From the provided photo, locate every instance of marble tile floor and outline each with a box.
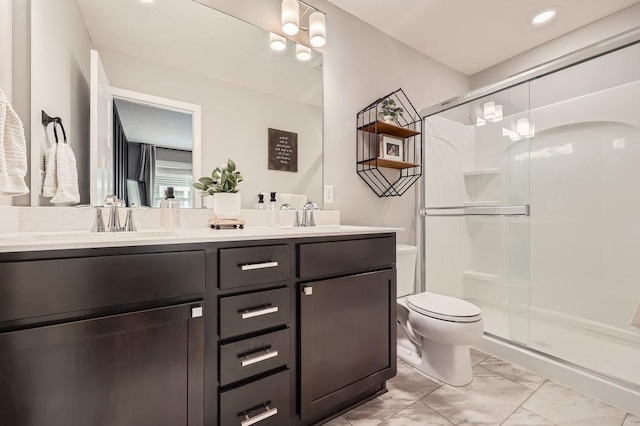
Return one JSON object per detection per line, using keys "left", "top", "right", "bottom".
{"left": 324, "top": 349, "right": 639, "bottom": 426}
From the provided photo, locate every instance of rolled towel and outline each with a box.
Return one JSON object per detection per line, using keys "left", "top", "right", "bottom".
{"left": 42, "top": 144, "right": 57, "bottom": 197}
{"left": 50, "top": 142, "right": 80, "bottom": 204}
{"left": 0, "top": 89, "right": 29, "bottom": 196}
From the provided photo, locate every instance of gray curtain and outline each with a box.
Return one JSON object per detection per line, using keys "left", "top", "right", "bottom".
{"left": 137, "top": 144, "right": 156, "bottom": 207}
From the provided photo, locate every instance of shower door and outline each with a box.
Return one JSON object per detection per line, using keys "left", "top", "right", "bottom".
{"left": 527, "top": 41, "right": 640, "bottom": 387}
{"left": 422, "top": 83, "right": 531, "bottom": 345}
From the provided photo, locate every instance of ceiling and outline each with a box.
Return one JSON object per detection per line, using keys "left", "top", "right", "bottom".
{"left": 326, "top": 0, "right": 640, "bottom": 75}
{"left": 114, "top": 99, "right": 193, "bottom": 151}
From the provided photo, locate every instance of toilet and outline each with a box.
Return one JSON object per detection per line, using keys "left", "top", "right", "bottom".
{"left": 396, "top": 245, "right": 484, "bottom": 386}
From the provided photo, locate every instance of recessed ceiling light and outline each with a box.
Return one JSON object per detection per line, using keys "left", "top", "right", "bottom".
{"left": 140, "top": 0, "right": 154, "bottom": 3}
{"left": 532, "top": 9, "right": 556, "bottom": 25}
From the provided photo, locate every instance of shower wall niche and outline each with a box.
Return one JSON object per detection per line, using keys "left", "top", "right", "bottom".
{"left": 423, "top": 40, "right": 640, "bottom": 388}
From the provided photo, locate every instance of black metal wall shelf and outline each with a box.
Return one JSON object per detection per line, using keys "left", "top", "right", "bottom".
{"left": 356, "top": 89, "right": 422, "bottom": 197}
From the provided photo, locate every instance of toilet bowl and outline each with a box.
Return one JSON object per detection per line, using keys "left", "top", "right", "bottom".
{"left": 396, "top": 245, "right": 484, "bottom": 386}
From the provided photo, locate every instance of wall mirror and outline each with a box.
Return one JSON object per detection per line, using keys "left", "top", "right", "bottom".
{"left": 30, "top": 0, "right": 323, "bottom": 208}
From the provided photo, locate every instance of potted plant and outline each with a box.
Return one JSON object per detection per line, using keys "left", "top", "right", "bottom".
{"left": 193, "top": 159, "right": 244, "bottom": 218}
{"left": 380, "top": 98, "right": 404, "bottom": 124}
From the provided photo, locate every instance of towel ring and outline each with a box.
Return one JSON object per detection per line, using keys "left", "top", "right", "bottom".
{"left": 41, "top": 111, "right": 68, "bottom": 144}
{"left": 52, "top": 118, "right": 67, "bottom": 144}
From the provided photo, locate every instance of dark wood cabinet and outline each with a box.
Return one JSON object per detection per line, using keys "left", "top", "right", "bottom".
{"left": 0, "top": 301, "right": 204, "bottom": 426}
{"left": 0, "top": 232, "right": 396, "bottom": 426}
{"left": 299, "top": 270, "right": 397, "bottom": 423}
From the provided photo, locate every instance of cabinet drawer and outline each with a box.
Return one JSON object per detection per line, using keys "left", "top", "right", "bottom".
{"left": 0, "top": 251, "right": 205, "bottom": 324}
{"left": 298, "top": 236, "right": 395, "bottom": 279}
{"left": 219, "top": 245, "right": 290, "bottom": 290}
{"left": 219, "top": 288, "right": 290, "bottom": 339}
{"left": 220, "top": 329, "right": 290, "bottom": 386}
{"left": 220, "top": 370, "right": 290, "bottom": 426}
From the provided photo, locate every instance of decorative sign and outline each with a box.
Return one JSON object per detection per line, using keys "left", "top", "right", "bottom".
{"left": 268, "top": 128, "right": 298, "bottom": 172}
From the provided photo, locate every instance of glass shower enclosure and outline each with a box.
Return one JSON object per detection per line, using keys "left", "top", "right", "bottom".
{"left": 421, "top": 34, "right": 640, "bottom": 390}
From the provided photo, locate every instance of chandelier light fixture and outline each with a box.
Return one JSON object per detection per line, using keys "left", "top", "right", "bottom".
{"left": 309, "top": 11, "right": 326, "bottom": 47}
{"left": 280, "top": 0, "right": 327, "bottom": 46}
{"left": 281, "top": 0, "right": 300, "bottom": 35}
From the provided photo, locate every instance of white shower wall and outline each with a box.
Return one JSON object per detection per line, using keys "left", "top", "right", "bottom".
{"left": 423, "top": 41, "right": 640, "bottom": 386}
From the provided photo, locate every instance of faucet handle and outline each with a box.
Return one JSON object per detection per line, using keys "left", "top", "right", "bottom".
{"left": 124, "top": 209, "right": 137, "bottom": 232}
{"left": 92, "top": 206, "right": 106, "bottom": 233}
{"left": 309, "top": 210, "right": 316, "bottom": 227}
{"left": 293, "top": 211, "right": 301, "bottom": 227}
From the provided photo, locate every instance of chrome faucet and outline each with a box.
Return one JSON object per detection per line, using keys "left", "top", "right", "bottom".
{"left": 91, "top": 206, "right": 106, "bottom": 232}
{"left": 301, "top": 201, "right": 320, "bottom": 227}
{"left": 104, "top": 195, "right": 125, "bottom": 232}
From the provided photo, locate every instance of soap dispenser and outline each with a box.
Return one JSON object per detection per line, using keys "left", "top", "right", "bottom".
{"left": 267, "top": 192, "right": 279, "bottom": 227}
{"left": 255, "top": 193, "right": 266, "bottom": 210}
{"left": 160, "top": 187, "right": 180, "bottom": 229}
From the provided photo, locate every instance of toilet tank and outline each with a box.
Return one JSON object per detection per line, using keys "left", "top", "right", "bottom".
{"left": 396, "top": 245, "right": 418, "bottom": 297}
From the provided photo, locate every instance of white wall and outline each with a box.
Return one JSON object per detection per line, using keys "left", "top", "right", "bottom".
{"left": 197, "top": 0, "right": 469, "bottom": 244}
{"left": 98, "top": 47, "right": 323, "bottom": 209}
{"left": 30, "top": 0, "right": 91, "bottom": 205}
{"left": 470, "top": 3, "right": 640, "bottom": 90}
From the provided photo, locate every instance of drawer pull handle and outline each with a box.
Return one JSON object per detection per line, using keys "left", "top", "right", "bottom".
{"left": 241, "top": 405, "right": 278, "bottom": 426}
{"left": 241, "top": 261, "right": 279, "bottom": 271}
{"left": 241, "top": 306, "right": 279, "bottom": 319}
{"left": 241, "top": 349, "right": 279, "bottom": 367}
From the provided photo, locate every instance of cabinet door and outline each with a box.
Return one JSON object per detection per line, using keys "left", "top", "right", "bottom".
{"left": 0, "top": 302, "right": 204, "bottom": 426}
{"left": 299, "top": 269, "right": 396, "bottom": 422}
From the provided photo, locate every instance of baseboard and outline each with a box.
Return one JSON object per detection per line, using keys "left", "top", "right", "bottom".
{"left": 475, "top": 334, "right": 640, "bottom": 417}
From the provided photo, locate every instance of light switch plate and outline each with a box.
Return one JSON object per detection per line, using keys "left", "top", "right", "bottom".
{"left": 323, "top": 185, "right": 334, "bottom": 204}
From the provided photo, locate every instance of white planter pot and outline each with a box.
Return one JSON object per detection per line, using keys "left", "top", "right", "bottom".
{"left": 203, "top": 195, "right": 215, "bottom": 209}
{"left": 213, "top": 192, "right": 242, "bottom": 219}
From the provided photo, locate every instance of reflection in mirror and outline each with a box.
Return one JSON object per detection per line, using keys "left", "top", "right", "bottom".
{"left": 31, "top": 0, "right": 323, "bottom": 208}
{"left": 113, "top": 98, "right": 194, "bottom": 208}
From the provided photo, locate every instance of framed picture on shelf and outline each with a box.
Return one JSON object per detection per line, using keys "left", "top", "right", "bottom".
{"left": 380, "top": 135, "right": 403, "bottom": 162}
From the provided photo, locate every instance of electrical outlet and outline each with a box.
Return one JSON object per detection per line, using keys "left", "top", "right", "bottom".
{"left": 323, "top": 185, "right": 334, "bottom": 204}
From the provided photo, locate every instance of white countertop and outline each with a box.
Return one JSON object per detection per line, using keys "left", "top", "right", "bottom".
{"left": 0, "top": 226, "right": 400, "bottom": 253}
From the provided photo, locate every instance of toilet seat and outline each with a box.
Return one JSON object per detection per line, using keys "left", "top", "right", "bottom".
{"left": 407, "top": 292, "right": 482, "bottom": 323}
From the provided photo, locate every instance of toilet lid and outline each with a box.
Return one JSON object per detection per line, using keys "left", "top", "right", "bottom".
{"left": 407, "top": 292, "right": 482, "bottom": 322}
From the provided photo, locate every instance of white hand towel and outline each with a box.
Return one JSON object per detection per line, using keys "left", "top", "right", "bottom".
{"left": 0, "top": 89, "right": 29, "bottom": 196}
{"left": 50, "top": 142, "right": 80, "bottom": 204}
{"left": 42, "top": 144, "right": 57, "bottom": 197}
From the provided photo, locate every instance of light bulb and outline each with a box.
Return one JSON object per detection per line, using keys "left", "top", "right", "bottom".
{"left": 532, "top": 10, "right": 556, "bottom": 25}
{"left": 309, "top": 12, "right": 326, "bottom": 47}
{"left": 282, "top": 0, "right": 299, "bottom": 35}
{"left": 296, "top": 43, "right": 311, "bottom": 61}
{"left": 270, "top": 33, "right": 286, "bottom": 51}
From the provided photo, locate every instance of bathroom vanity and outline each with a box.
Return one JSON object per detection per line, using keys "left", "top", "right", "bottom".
{"left": 0, "top": 228, "right": 397, "bottom": 426}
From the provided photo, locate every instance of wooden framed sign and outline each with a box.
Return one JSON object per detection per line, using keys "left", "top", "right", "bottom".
{"left": 268, "top": 128, "right": 298, "bottom": 172}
